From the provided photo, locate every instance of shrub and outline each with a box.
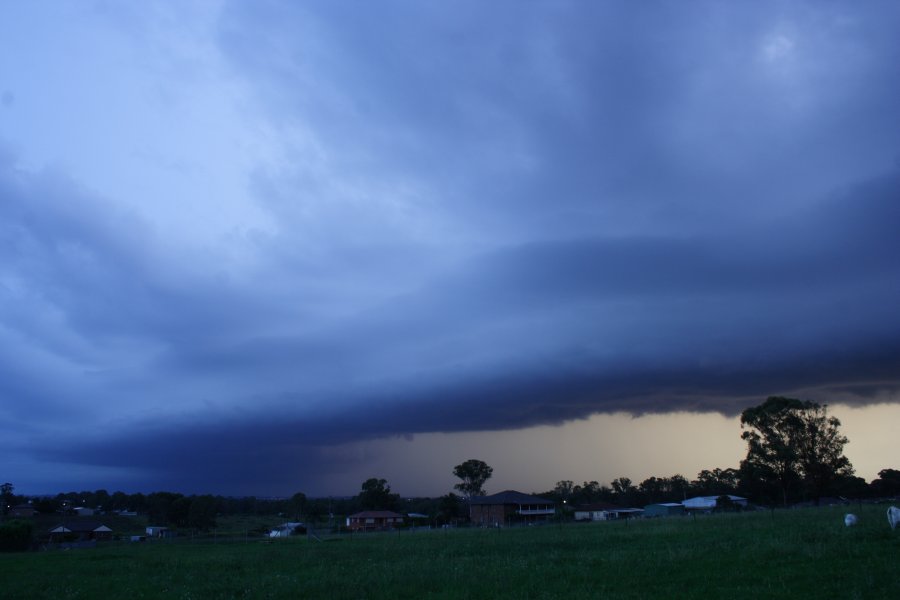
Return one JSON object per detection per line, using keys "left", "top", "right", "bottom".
{"left": 0, "top": 519, "right": 34, "bottom": 552}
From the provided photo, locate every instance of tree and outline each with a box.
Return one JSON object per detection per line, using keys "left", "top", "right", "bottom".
{"left": 452, "top": 459, "right": 493, "bottom": 498}
{"left": 870, "top": 468, "right": 900, "bottom": 497}
{"left": 289, "top": 492, "right": 307, "bottom": 520}
{"left": 693, "top": 468, "right": 739, "bottom": 497}
{"left": 359, "top": 478, "right": 400, "bottom": 510}
{"left": 0, "top": 483, "right": 14, "bottom": 515}
{"left": 667, "top": 475, "right": 690, "bottom": 501}
{"left": 93, "top": 489, "right": 111, "bottom": 512}
{"left": 437, "top": 493, "right": 463, "bottom": 524}
{"left": 188, "top": 495, "right": 218, "bottom": 531}
{"left": 0, "top": 520, "right": 33, "bottom": 552}
{"left": 572, "top": 481, "right": 604, "bottom": 504}
{"left": 553, "top": 480, "right": 574, "bottom": 502}
{"left": 740, "top": 396, "right": 853, "bottom": 505}
{"left": 638, "top": 477, "right": 665, "bottom": 504}
{"left": 146, "top": 491, "right": 185, "bottom": 525}
{"left": 611, "top": 477, "right": 636, "bottom": 505}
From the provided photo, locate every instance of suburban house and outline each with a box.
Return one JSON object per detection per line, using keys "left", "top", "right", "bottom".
{"left": 468, "top": 490, "right": 555, "bottom": 526}
{"left": 73, "top": 506, "right": 95, "bottom": 517}
{"left": 683, "top": 495, "right": 748, "bottom": 511}
{"left": 573, "top": 502, "right": 624, "bottom": 522}
{"left": 643, "top": 503, "right": 685, "bottom": 517}
{"left": 48, "top": 522, "right": 113, "bottom": 541}
{"left": 346, "top": 511, "right": 405, "bottom": 532}
{"left": 9, "top": 503, "right": 38, "bottom": 518}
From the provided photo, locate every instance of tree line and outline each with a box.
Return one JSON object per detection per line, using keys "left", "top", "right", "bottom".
{"left": 550, "top": 397, "right": 897, "bottom": 507}
{"left": 3, "top": 397, "right": 899, "bottom": 530}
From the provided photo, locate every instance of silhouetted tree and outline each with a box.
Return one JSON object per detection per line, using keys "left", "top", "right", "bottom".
{"left": 108, "top": 491, "right": 130, "bottom": 512}
{"left": 359, "top": 478, "right": 400, "bottom": 510}
{"left": 1, "top": 483, "right": 15, "bottom": 515}
{"left": 0, "top": 520, "right": 33, "bottom": 552}
{"left": 289, "top": 492, "right": 307, "bottom": 520}
{"left": 668, "top": 475, "right": 690, "bottom": 501}
{"left": 638, "top": 477, "right": 665, "bottom": 504}
{"left": 611, "top": 477, "right": 636, "bottom": 506}
{"left": 740, "top": 396, "right": 853, "bottom": 505}
{"left": 869, "top": 468, "right": 900, "bottom": 497}
{"left": 571, "top": 481, "right": 607, "bottom": 504}
{"left": 31, "top": 497, "right": 59, "bottom": 514}
{"left": 452, "top": 459, "right": 493, "bottom": 498}
{"left": 146, "top": 492, "right": 185, "bottom": 525}
{"left": 188, "top": 495, "right": 218, "bottom": 530}
{"left": 93, "top": 489, "right": 111, "bottom": 512}
{"left": 833, "top": 474, "right": 869, "bottom": 499}
{"left": 553, "top": 480, "right": 575, "bottom": 503}
{"left": 437, "top": 493, "right": 463, "bottom": 524}
{"left": 693, "top": 468, "right": 739, "bottom": 496}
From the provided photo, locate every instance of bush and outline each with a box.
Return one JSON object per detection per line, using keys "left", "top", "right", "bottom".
{"left": 0, "top": 519, "right": 34, "bottom": 552}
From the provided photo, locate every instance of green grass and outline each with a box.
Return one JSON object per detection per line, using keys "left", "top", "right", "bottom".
{"left": 2, "top": 505, "right": 898, "bottom": 599}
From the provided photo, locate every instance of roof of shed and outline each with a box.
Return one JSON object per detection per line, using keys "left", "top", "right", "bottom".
{"left": 574, "top": 502, "right": 623, "bottom": 511}
{"left": 348, "top": 511, "right": 405, "bottom": 519}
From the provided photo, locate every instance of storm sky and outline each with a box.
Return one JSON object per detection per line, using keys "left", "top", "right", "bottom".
{"left": 2, "top": 1, "right": 899, "bottom": 497}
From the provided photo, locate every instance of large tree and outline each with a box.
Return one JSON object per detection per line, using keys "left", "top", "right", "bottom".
{"left": 187, "top": 495, "right": 218, "bottom": 531}
{"left": 452, "top": 459, "right": 493, "bottom": 498}
{"left": 693, "top": 468, "right": 739, "bottom": 497}
{"left": 358, "top": 478, "right": 400, "bottom": 510}
{"left": 611, "top": 476, "right": 636, "bottom": 505}
{"left": 288, "top": 492, "right": 307, "bottom": 520}
{"left": 870, "top": 468, "right": 900, "bottom": 497}
{"left": 553, "top": 480, "right": 575, "bottom": 502}
{"left": 739, "top": 396, "right": 853, "bottom": 505}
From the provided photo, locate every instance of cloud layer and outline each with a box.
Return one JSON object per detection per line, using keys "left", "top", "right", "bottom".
{"left": 2, "top": 1, "right": 899, "bottom": 494}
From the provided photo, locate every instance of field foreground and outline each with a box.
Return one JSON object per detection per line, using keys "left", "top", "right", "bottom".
{"left": 2, "top": 505, "right": 898, "bottom": 599}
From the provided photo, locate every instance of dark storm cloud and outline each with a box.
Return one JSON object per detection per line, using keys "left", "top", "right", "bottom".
{"left": 26, "top": 165, "right": 900, "bottom": 493}
{"left": 4, "top": 1, "right": 900, "bottom": 493}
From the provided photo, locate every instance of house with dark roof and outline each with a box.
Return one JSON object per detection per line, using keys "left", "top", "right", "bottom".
{"left": 48, "top": 522, "right": 113, "bottom": 541}
{"left": 346, "top": 511, "right": 405, "bottom": 532}
{"left": 468, "top": 490, "right": 555, "bottom": 526}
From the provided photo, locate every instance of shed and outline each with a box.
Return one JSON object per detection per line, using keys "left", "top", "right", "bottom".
{"left": 606, "top": 508, "right": 644, "bottom": 519}
{"left": 573, "top": 502, "right": 623, "bottom": 522}
{"left": 683, "top": 495, "right": 748, "bottom": 511}
{"left": 643, "top": 503, "right": 685, "bottom": 517}
{"left": 146, "top": 526, "right": 171, "bottom": 538}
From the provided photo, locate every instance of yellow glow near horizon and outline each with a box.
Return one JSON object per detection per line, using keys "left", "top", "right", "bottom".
{"left": 318, "top": 403, "right": 900, "bottom": 497}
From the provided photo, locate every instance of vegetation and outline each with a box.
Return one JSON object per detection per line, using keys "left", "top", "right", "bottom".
{"left": 0, "top": 519, "right": 33, "bottom": 552}
{"left": 1, "top": 505, "right": 898, "bottom": 598}
{"left": 358, "top": 478, "right": 401, "bottom": 511}
{"left": 452, "top": 459, "right": 494, "bottom": 498}
{"left": 0, "top": 397, "right": 893, "bottom": 539}
{"left": 740, "top": 397, "right": 855, "bottom": 506}
{"left": 870, "top": 469, "right": 900, "bottom": 497}
{"left": 1, "top": 482, "right": 15, "bottom": 514}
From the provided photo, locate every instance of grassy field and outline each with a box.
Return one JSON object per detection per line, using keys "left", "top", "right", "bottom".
{"left": 2, "top": 504, "right": 898, "bottom": 599}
